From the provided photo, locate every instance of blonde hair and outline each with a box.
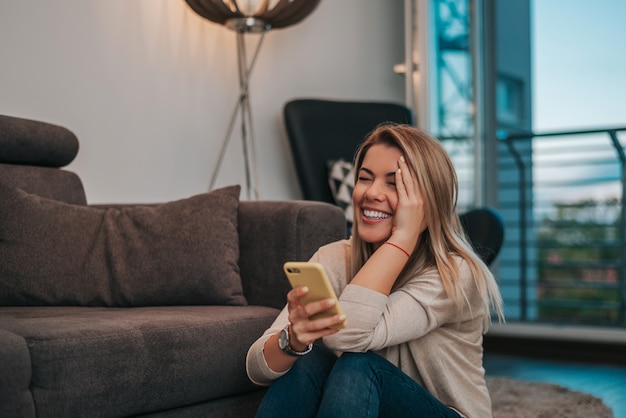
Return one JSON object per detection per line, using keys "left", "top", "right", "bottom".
{"left": 350, "top": 123, "right": 504, "bottom": 329}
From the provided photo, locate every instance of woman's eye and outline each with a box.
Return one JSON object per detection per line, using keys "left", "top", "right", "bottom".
{"left": 387, "top": 182, "right": 397, "bottom": 187}
{"left": 357, "top": 176, "right": 372, "bottom": 182}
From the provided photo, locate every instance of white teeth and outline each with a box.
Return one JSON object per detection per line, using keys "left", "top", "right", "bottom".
{"left": 363, "top": 209, "right": 391, "bottom": 219}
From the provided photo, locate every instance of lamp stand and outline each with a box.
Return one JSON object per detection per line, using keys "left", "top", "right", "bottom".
{"left": 209, "top": 19, "right": 268, "bottom": 200}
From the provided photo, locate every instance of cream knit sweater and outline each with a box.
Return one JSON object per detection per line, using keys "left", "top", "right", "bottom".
{"left": 246, "top": 240, "right": 492, "bottom": 418}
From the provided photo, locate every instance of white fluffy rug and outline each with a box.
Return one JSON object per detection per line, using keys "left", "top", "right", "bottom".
{"left": 487, "top": 377, "right": 613, "bottom": 418}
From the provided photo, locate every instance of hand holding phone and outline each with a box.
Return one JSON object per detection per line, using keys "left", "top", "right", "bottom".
{"left": 283, "top": 261, "right": 347, "bottom": 329}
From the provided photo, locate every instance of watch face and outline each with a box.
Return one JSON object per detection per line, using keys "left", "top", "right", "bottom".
{"left": 278, "top": 327, "right": 289, "bottom": 350}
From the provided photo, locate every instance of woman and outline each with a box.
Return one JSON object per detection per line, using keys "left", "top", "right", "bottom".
{"left": 246, "top": 123, "right": 504, "bottom": 418}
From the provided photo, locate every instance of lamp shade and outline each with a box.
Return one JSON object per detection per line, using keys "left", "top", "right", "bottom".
{"left": 185, "top": 0, "right": 321, "bottom": 32}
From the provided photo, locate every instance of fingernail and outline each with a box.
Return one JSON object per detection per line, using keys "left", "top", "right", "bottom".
{"left": 302, "top": 286, "right": 309, "bottom": 293}
{"left": 327, "top": 298, "right": 336, "bottom": 306}
{"left": 400, "top": 156, "right": 405, "bottom": 162}
{"left": 339, "top": 314, "right": 346, "bottom": 321}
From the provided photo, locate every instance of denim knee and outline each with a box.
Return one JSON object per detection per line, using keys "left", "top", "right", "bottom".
{"left": 254, "top": 345, "right": 338, "bottom": 418}
{"left": 287, "top": 344, "right": 338, "bottom": 381}
{"left": 334, "top": 352, "right": 386, "bottom": 374}
{"left": 323, "top": 351, "right": 385, "bottom": 389}
{"left": 265, "top": 344, "right": 339, "bottom": 395}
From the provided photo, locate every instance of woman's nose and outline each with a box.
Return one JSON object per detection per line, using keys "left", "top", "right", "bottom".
{"left": 365, "top": 182, "right": 384, "bottom": 200}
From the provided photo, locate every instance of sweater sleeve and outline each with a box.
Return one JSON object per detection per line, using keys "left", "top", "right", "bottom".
{"left": 324, "top": 261, "right": 473, "bottom": 352}
{"left": 245, "top": 305, "right": 290, "bottom": 386}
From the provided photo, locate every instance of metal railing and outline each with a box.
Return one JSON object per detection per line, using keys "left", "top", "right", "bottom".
{"left": 497, "top": 127, "right": 626, "bottom": 327}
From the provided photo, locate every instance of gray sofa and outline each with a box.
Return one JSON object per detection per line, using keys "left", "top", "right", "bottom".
{"left": 0, "top": 114, "right": 346, "bottom": 417}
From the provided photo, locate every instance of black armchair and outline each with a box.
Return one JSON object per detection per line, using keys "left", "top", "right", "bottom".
{"left": 459, "top": 207, "right": 504, "bottom": 266}
{"left": 284, "top": 98, "right": 414, "bottom": 204}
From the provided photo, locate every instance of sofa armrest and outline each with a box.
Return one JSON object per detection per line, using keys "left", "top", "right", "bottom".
{"left": 238, "top": 200, "right": 346, "bottom": 309}
{"left": 0, "top": 329, "right": 35, "bottom": 417}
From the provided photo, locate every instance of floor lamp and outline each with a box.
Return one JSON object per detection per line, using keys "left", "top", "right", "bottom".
{"left": 184, "top": 0, "right": 322, "bottom": 199}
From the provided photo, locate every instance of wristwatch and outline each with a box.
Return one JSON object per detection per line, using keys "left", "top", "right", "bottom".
{"left": 278, "top": 324, "right": 313, "bottom": 356}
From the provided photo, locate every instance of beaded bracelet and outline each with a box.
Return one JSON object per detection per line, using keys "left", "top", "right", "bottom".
{"left": 385, "top": 241, "right": 410, "bottom": 258}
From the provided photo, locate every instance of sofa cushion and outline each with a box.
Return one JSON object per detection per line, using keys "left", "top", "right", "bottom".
{"left": 0, "top": 183, "right": 246, "bottom": 306}
{"left": 0, "top": 114, "right": 79, "bottom": 168}
{"left": 0, "top": 163, "right": 87, "bottom": 205}
{"left": 0, "top": 305, "right": 278, "bottom": 417}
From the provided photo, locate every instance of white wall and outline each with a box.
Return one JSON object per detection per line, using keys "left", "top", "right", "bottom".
{"left": 0, "top": 0, "right": 405, "bottom": 203}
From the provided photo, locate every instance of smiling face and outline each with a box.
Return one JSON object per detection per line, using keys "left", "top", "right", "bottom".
{"left": 352, "top": 143, "right": 404, "bottom": 249}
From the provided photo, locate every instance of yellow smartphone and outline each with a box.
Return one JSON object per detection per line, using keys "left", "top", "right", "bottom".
{"left": 283, "top": 261, "right": 347, "bottom": 329}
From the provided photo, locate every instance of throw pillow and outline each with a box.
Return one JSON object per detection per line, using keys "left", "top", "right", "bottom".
{"left": 327, "top": 159, "right": 354, "bottom": 224}
{"left": 0, "top": 183, "right": 246, "bottom": 307}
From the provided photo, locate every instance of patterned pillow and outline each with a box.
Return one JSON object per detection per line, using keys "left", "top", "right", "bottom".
{"left": 327, "top": 159, "right": 354, "bottom": 224}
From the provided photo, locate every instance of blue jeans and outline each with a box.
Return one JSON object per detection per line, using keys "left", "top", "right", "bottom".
{"left": 255, "top": 345, "right": 461, "bottom": 418}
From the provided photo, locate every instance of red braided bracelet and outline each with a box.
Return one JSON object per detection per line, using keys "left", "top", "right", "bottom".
{"left": 385, "top": 241, "right": 410, "bottom": 258}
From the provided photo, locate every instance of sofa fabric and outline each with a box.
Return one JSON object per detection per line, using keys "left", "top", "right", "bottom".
{"left": 0, "top": 306, "right": 278, "bottom": 418}
{"left": 0, "top": 113, "right": 347, "bottom": 418}
{"left": 0, "top": 183, "right": 246, "bottom": 307}
{"left": 0, "top": 114, "right": 84, "bottom": 204}
{"left": 0, "top": 114, "right": 79, "bottom": 168}
{"left": 0, "top": 329, "right": 34, "bottom": 417}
